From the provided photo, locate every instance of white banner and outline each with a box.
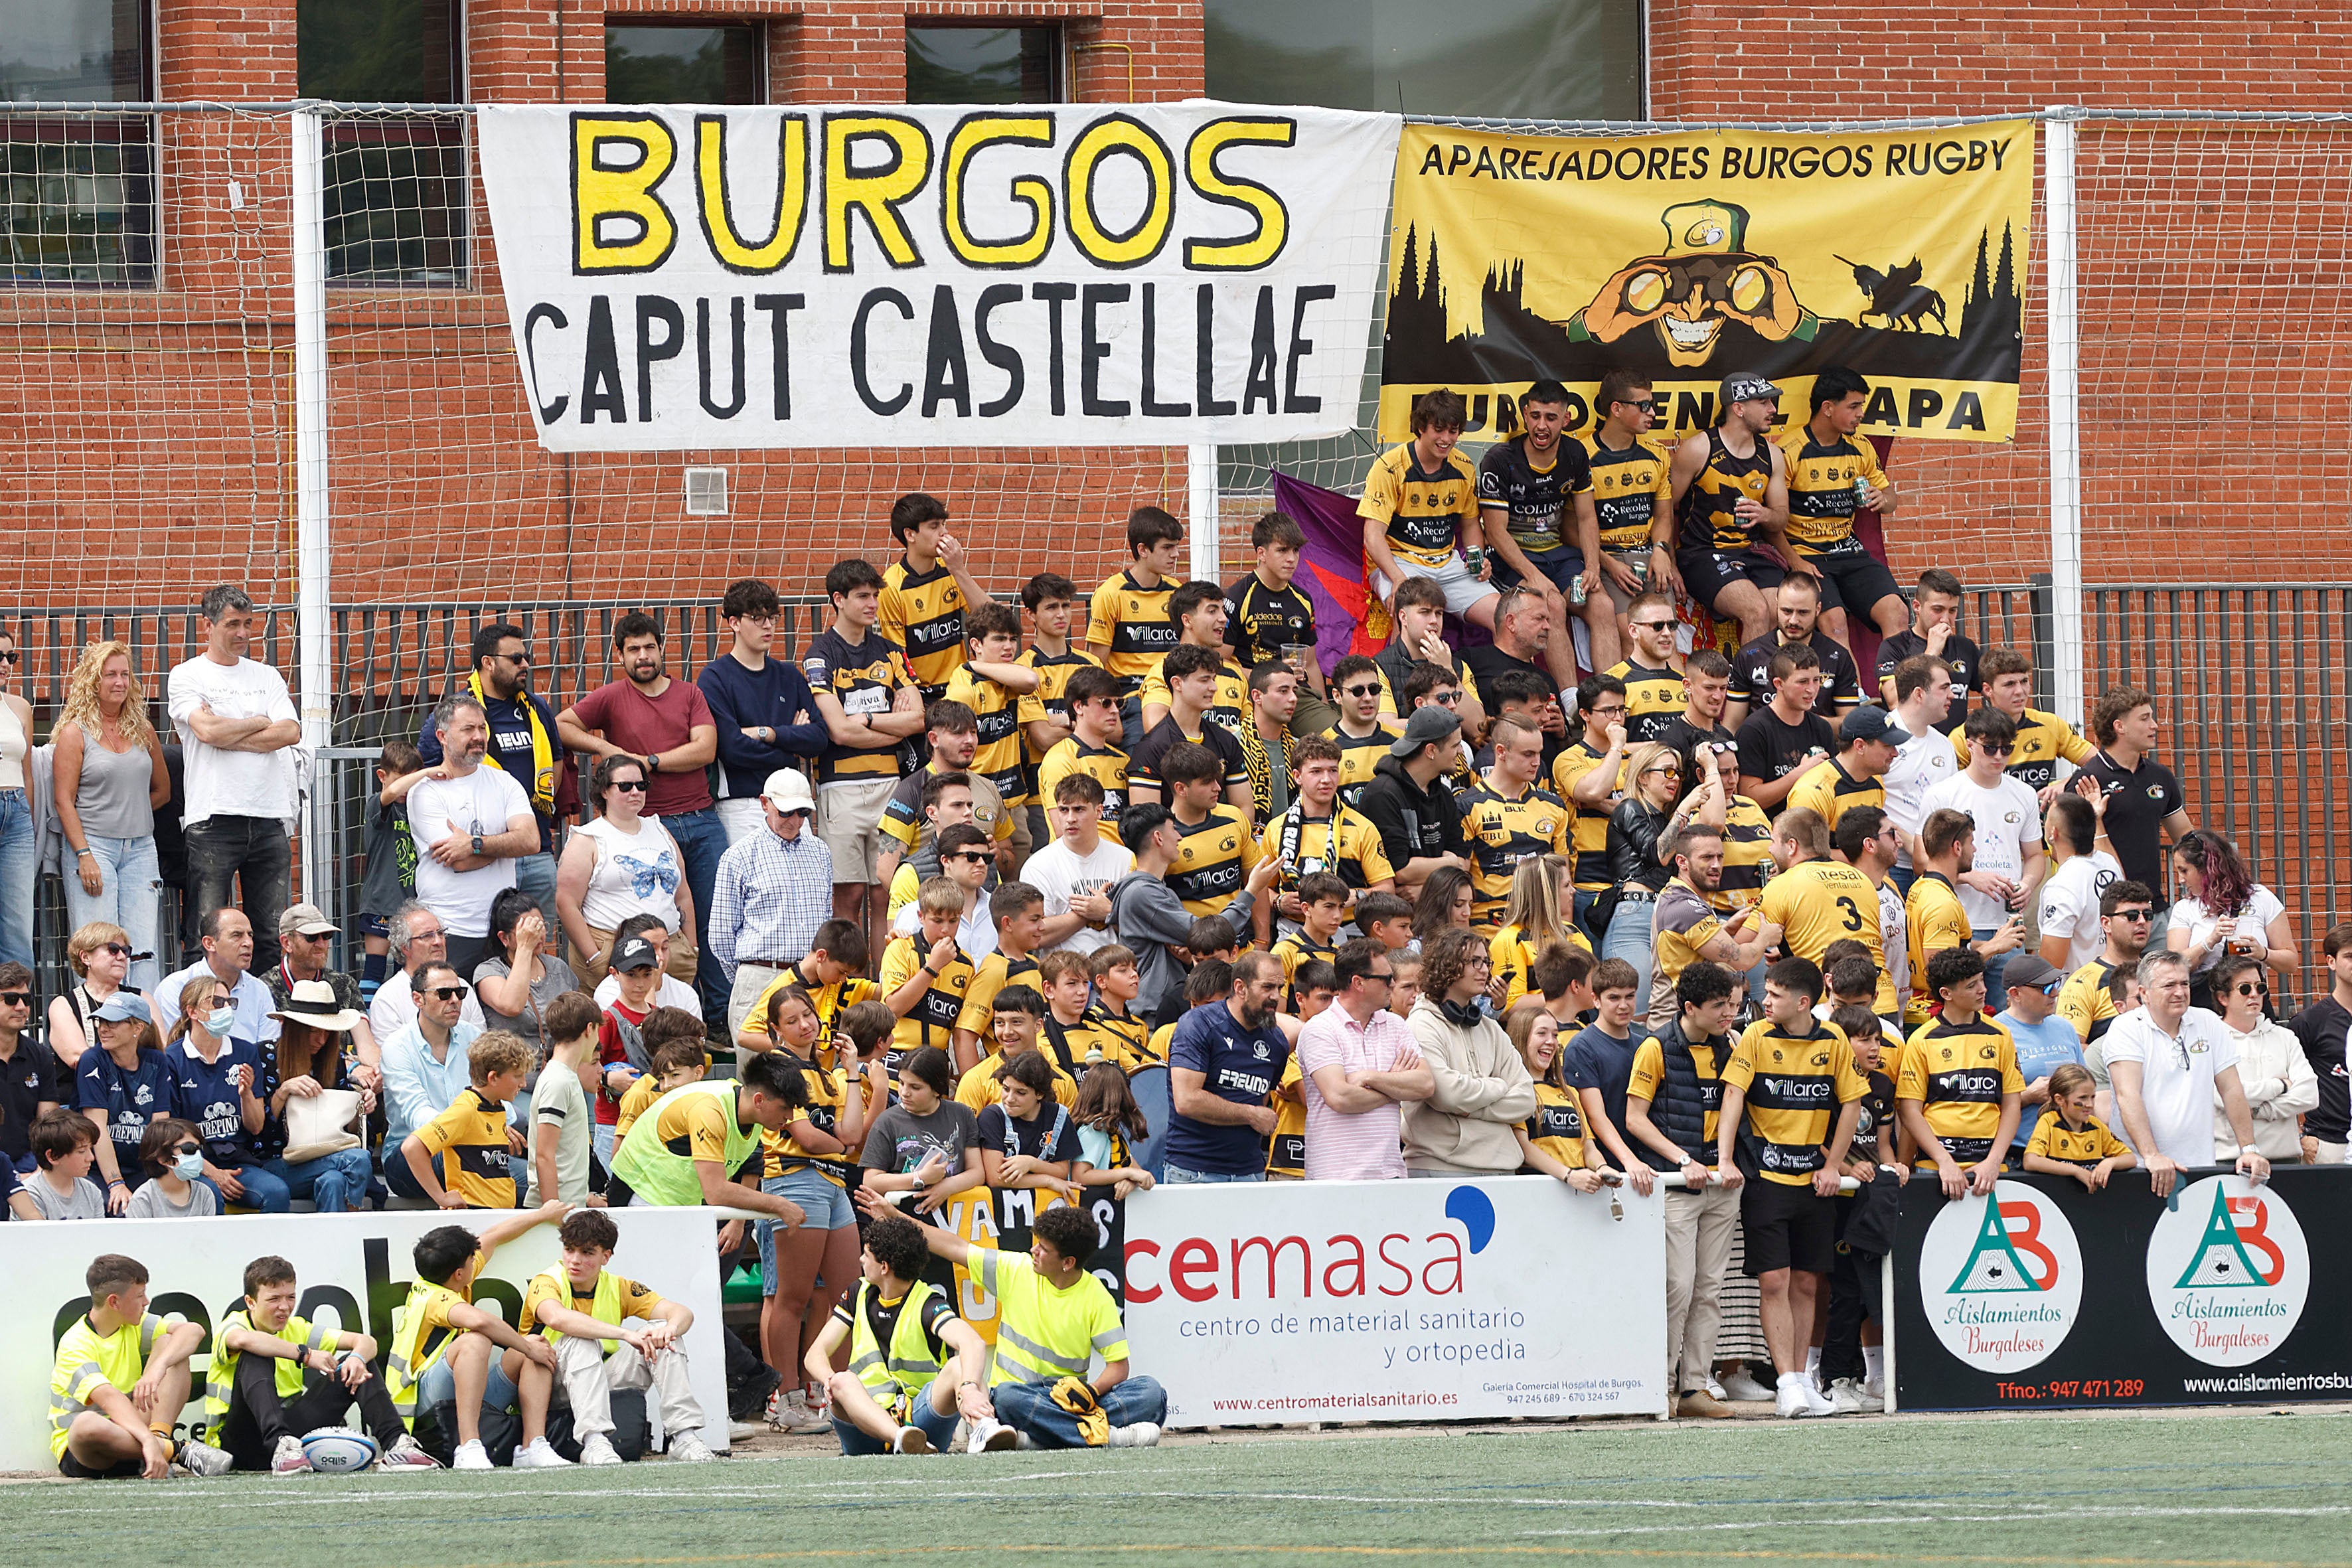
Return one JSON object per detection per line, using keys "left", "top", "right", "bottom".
{"left": 1125, "top": 1177, "right": 1666, "bottom": 1427}
{"left": 0, "top": 1208, "right": 732, "bottom": 1473}
{"left": 477, "top": 102, "right": 1402, "bottom": 452}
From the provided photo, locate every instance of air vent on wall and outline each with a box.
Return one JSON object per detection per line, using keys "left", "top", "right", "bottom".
{"left": 684, "top": 466, "right": 729, "bottom": 516}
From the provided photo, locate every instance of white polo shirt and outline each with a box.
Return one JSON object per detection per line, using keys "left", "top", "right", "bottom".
{"left": 2102, "top": 1004, "right": 2239, "bottom": 1168}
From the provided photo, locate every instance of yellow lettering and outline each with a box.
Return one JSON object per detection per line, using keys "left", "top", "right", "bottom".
{"left": 823, "top": 114, "right": 933, "bottom": 272}
{"left": 1185, "top": 117, "right": 1294, "bottom": 270}
{"left": 694, "top": 114, "right": 809, "bottom": 274}
{"left": 1064, "top": 114, "right": 1174, "bottom": 269}
{"left": 942, "top": 113, "right": 1055, "bottom": 268}
{"left": 572, "top": 114, "right": 678, "bottom": 274}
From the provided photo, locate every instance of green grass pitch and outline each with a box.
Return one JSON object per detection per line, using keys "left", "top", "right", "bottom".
{"left": 9, "top": 1411, "right": 2349, "bottom": 1567}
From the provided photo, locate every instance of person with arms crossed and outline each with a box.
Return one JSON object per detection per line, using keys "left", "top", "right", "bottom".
{"left": 802, "top": 558, "right": 929, "bottom": 956}
{"left": 1026, "top": 773, "right": 1133, "bottom": 956}
{"left": 50, "top": 1253, "right": 232, "bottom": 1479}
{"left": 1922, "top": 707, "right": 2045, "bottom": 1009}
{"left": 1478, "top": 377, "right": 1614, "bottom": 675}
{"left": 1735, "top": 647, "right": 1838, "bottom": 815}
{"left": 1670, "top": 371, "right": 1794, "bottom": 646}
{"left": 1087, "top": 505, "right": 1186, "bottom": 749}
{"left": 408, "top": 694, "right": 539, "bottom": 980}
{"left": 2207, "top": 951, "right": 2313, "bottom": 1167}
{"left": 1898, "top": 947, "right": 2023, "bottom": 1199}
{"left": 1875, "top": 570, "right": 1982, "bottom": 710}
{"left": 1881, "top": 655, "right": 1959, "bottom": 895}
{"left": 2104, "top": 951, "right": 2270, "bottom": 1196}
{"left": 1298, "top": 938, "right": 1433, "bottom": 1180}
{"left": 1774, "top": 366, "right": 1905, "bottom": 648}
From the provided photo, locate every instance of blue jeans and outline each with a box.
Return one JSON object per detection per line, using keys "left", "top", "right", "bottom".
{"left": 200, "top": 1162, "right": 292, "bottom": 1214}
{"left": 1972, "top": 932, "right": 2014, "bottom": 1011}
{"left": 832, "top": 1377, "right": 961, "bottom": 1454}
{"left": 265, "top": 1146, "right": 374, "bottom": 1213}
{"left": 0, "top": 791, "right": 33, "bottom": 969}
{"left": 60, "top": 832, "right": 163, "bottom": 990}
{"left": 418, "top": 1352, "right": 518, "bottom": 1417}
{"left": 1889, "top": 865, "right": 1919, "bottom": 900}
{"left": 1603, "top": 894, "right": 1658, "bottom": 1015}
{"left": 1573, "top": 888, "right": 1603, "bottom": 944}
{"left": 184, "top": 813, "right": 292, "bottom": 973}
{"left": 992, "top": 1374, "right": 1167, "bottom": 1447}
{"left": 659, "top": 807, "right": 730, "bottom": 1030}
{"left": 512, "top": 851, "right": 558, "bottom": 937}
{"left": 383, "top": 1147, "right": 439, "bottom": 1200}
{"left": 1164, "top": 1164, "right": 1259, "bottom": 1184}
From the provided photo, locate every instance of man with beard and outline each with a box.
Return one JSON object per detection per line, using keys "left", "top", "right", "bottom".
{"left": 1670, "top": 372, "right": 1793, "bottom": 646}
{"left": 1724, "top": 572, "right": 1862, "bottom": 730}
{"left": 406, "top": 696, "right": 538, "bottom": 979}
{"left": 1647, "top": 826, "right": 1766, "bottom": 1034}
{"left": 1164, "top": 952, "right": 1290, "bottom": 1184}
{"left": 1478, "top": 378, "right": 1617, "bottom": 672}
{"left": 422, "top": 621, "right": 564, "bottom": 931}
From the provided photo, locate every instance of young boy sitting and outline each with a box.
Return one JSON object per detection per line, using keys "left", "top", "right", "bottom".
{"left": 209, "top": 1253, "right": 439, "bottom": 1472}
{"left": 807, "top": 1212, "right": 994, "bottom": 1456}
{"left": 512, "top": 1207, "right": 715, "bottom": 1466}
{"left": 385, "top": 1202, "right": 569, "bottom": 1468}
{"left": 50, "top": 1253, "right": 230, "bottom": 1478}
{"left": 976, "top": 1048, "right": 1083, "bottom": 1235}
{"left": 1083, "top": 945, "right": 1150, "bottom": 1069}
{"left": 403, "top": 1029, "right": 534, "bottom": 1210}
{"left": 24, "top": 1106, "right": 108, "bottom": 1220}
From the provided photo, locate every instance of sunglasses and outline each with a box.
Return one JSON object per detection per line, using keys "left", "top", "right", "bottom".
{"left": 1632, "top": 619, "right": 1675, "bottom": 632}
{"left": 96, "top": 943, "right": 131, "bottom": 957}
{"left": 0, "top": 991, "right": 27, "bottom": 1006}
{"left": 947, "top": 850, "right": 992, "bottom": 864}
{"left": 171, "top": 1142, "right": 202, "bottom": 1157}
{"left": 1429, "top": 692, "right": 1461, "bottom": 705}
{"left": 1342, "top": 684, "right": 1381, "bottom": 698}
{"left": 1980, "top": 742, "right": 2017, "bottom": 755}
{"left": 610, "top": 779, "right": 649, "bottom": 793}
{"left": 428, "top": 984, "right": 470, "bottom": 1001}
{"left": 2234, "top": 980, "right": 2270, "bottom": 997}
{"left": 2113, "top": 908, "right": 2155, "bottom": 921}
{"left": 496, "top": 651, "right": 534, "bottom": 665}
{"left": 1616, "top": 399, "right": 1658, "bottom": 414}
{"left": 0, "top": 651, "right": 19, "bottom": 665}
{"left": 1643, "top": 765, "right": 1681, "bottom": 778}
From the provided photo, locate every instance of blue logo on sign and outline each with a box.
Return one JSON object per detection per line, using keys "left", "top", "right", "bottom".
{"left": 1445, "top": 1186, "right": 1496, "bottom": 1255}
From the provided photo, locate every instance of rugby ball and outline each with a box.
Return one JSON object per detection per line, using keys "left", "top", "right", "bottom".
{"left": 300, "top": 1426, "right": 381, "bottom": 1474}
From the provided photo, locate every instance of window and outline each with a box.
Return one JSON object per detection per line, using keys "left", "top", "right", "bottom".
{"left": 905, "top": 25, "right": 1061, "bottom": 104}
{"left": 298, "top": 0, "right": 468, "bottom": 285}
{"left": 1204, "top": 0, "right": 1642, "bottom": 121}
{"left": 1, "top": 0, "right": 154, "bottom": 285}
{"left": 606, "top": 23, "right": 764, "bottom": 105}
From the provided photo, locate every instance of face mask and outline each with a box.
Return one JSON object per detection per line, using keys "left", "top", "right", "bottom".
{"left": 203, "top": 1006, "right": 238, "bottom": 1036}
{"left": 173, "top": 1151, "right": 205, "bottom": 1181}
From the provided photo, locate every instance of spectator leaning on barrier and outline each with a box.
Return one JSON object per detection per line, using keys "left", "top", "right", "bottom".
{"left": 420, "top": 621, "right": 564, "bottom": 932}
{"left": 167, "top": 584, "right": 303, "bottom": 975}
{"left": 2208, "top": 952, "right": 2313, "bottom": 1166}
{"left": 1401, "top": 928, "right": 1537, "bottom": 1179}
{"left": 2104, "top": 951, "right": 2270, "bottom": 1196}
{"left": 2290, "top": 922, "right": 2352, "bottom": 1165}
{"left": 697, "top": 578, "right": 830, "bottom": 845}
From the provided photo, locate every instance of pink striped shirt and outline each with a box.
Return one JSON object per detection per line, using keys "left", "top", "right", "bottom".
{"left": 1297, "top": 1004, "right": 1415, "bottom": 1180}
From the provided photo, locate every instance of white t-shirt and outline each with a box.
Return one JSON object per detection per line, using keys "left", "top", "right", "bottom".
{"left": 2038, "top": 850, "right": 2122, "bottom": 971}
{"left": 1883, "top": 726, "right": 1960, "bottom": 869}
{"left": 2101, "top": 1005, "right": 2239, "bottom": 1168}
{"left": 892, "top": 900, "right": 997, "bottom": 961}
{"left": 2169, "top": 885, "right": 2286, "bottom": 978}
{"left": 1922, "top": 771, "right": 2043, "bottom": 928}
{"left": 166, "top": 655, "right": 301, "bottom": 828}
{"left": 408, "top": 766, "right": 534, "bottom": 937}
{"left": 574, "top": 815, "right": 685, "bottom": 932}
{"left": 593, "top": 971, "right": 699, "bottom": 1013}
{"left": 1878, "top": 880, "right": 1911, "bottom": 1004}
{"left": 1024, "top": 837, "right": 1138, "bottom": 957}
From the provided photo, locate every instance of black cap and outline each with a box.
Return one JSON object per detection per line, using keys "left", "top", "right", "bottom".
{"left": 613, "top": 934, "right": 659, "bottom": 973}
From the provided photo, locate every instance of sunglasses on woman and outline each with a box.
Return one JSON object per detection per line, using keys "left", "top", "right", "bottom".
{"left": 609, "top": 779, "right": 649, "bottom": 793}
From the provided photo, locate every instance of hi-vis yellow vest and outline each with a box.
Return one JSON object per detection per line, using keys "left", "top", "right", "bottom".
{"left": 385, "top": 1281, "right": 463, "bottom": 1425}
{"left": 609, "top": 1080, "right": 761, "bottom": 1205}
{"left": 534, "top": 1267, "right": 622, "bottom": 1357}
{"left": 848, "top": 1279, "right": 949, "bottom": 1415}
{"left": 204, "top": 1308, "right": 335, "bottom": 1445}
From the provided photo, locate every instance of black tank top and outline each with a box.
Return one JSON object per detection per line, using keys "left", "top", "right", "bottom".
{"left": 1676, "top": 427, "right": 1774, "bottom": 553}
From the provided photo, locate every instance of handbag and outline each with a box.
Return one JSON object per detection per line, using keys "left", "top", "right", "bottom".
{"left": 281, "top": 1087, "right": 364, "bottom": 1163}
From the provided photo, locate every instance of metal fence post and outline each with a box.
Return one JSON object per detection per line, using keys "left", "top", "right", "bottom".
{"left": 1189, "top": 444, "right": 1221, "bottom": 581}
{"left": 291, "top": 106, "right": 335, "bottom": 904}
{"left": 2028, "top": 571, "right": 2056, "bottom": 712}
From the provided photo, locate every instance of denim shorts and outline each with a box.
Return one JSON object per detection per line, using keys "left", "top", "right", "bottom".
{"left": 418, "top": 1350, "right": 518, "bottom": 1415}
{"left": 757, "top": 1168, "right": 856, "bottom": 1293}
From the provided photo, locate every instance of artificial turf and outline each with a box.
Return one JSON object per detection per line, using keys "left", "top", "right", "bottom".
{"left": 9, "top": 1409, "right": 2349, "bottom": 1568}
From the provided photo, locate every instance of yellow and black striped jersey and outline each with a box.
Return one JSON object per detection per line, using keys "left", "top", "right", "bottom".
{"left": 1082, "top": 1005, "right": 1154, "bottom": 1071}
{"left": 1016, "top": 644, "right": 1102, "bottom": 767}
{"left": 944, "top": 667, "right": 1026, "bottom": 808}
{"left": 1760, "top": 859, "right": 1897, "bottom": 1016}
{"left": 1488, "top": 921, "right": 1590, "bottom": 1014}
{"left": 1526, "top": 1081, "right": 1592, "bottom": 1170}
{"left": 1087, "top": 570, "right": 1180, "bottom": 692}
{"left": 1713, "top": 794, "right": 1774, "bottom": 912}
{"left": 1549, "top": 738, "right": 1628, "bottom": 892}
{"left": 1784, "top": 757, "right": 1885, "bottom": 833}
{"left": 802, "top": 628, "right": 917, "bottom": 785}
{"left": 876, "top": 935, "right": 975, "bottom": 1073}
{"left": 1721, "top": 1016, "right": 1866, "bottom": 1185}
{"left": 1899, "top": 1014, "right": 2021, "bottom": 1167}
{"left": 1223, "top": 576, "right": 1316, "bottom": 669}
{"left": 878, "top": 558, "right": 969, "bottom": 698}
{"left": 1271, "top": 932, "right": 1339, "bottom": 1006}
{"left": 2025, "top": 1109, "right": 2129, "bottom": 1169}
{"left": 1904, "top": 873, "right": 1974, "bottom": 1022}
{"left": 1605, "top": 659, "right": 1687, "bottom": 744}
{"left": 2056, "top": 959, "right": 2120, "bottom": 1045}
{"left": 1457, "top": 778, "right": 1572, "bottom": 929}
{"left": 1581, "top": 431, "right": 1674, "bottom": 552}
{"left": 1777, "top": 429, "right": 1891, "bottom": 554}
{"left": 1138, "top": 655, "right": 1248, "bottom": 737}
{"left": 1036, "top": 738, "right": 1129, "bottom": 844}
{"left": 955, "top": 951, "right": 1046, "bottom": 1039}
{"left": 1950, "top": 708, "right": 2096, "bottom": 793}
{"left": 1325, "top": 720, "right": 1403, "bottom": 807}
{"left": 1167, "top": 804, "right": 1262, "bottom": 916}
{"left": 1260, "top": 806, "right": 1395, "bottom": 894}
{"left": 1358, "top": 443, "right": 1478, "bottom": 570}
{"left": 1676, "top": 426, "right": 1776, "bottom": 554}
{"left": 1626, "top": 1029, "right": 1727, "bottom": 1150}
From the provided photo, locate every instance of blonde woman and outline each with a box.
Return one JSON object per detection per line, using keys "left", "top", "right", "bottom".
{"left": 53, "top": 641, "right": 169, "bottom": 989}
{"left": 1489, "top": 854, "right": 1588, "bottom": 1013}
{"left": 48, "top": 920, "right": 156, "bottom": 1065}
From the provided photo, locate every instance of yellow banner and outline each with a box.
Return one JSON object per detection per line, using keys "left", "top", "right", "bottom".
{"left": 1379, "top": 121, "right": 2035, "bottom": 445}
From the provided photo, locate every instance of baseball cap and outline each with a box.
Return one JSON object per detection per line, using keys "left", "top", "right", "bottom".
{"left": 94, "top": 992, "right": 152, "bottom": 1025}
{"left": 762, "top": 768, "right": 815, "bottom": 815}
{"left": 1719, "top": 371, "right": 1782, "bottom": 406}
{"left": 1839, "top": 704, "right": 1912, "bottom": 746}
{"left": 2001, "top": 954, "right": 2066, "bottom": 992}
{"left": 613, "top": 934, "right": 660, "bottom": 973}
{"left": 1389, "top": 704, "right": 1463, "bottom": 758}
{"left": 278, "top": 903, "right": 339, "bottom": 937}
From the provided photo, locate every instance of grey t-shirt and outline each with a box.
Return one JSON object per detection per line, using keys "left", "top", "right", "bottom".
{"left": 125, "top": 1178, "right": 220, "bottom": 1218}
{"left": 528, "top": 1056, "right": 595, "bottom": 1205}
{"left": 858, "top": 1101, "right": 982, "bottom": 1177}
{"left": 25, "top": 1173, "right": 108, "bottom": 1219}
{"left": 474, "top": 955, "right": 583, "bottom": 1053}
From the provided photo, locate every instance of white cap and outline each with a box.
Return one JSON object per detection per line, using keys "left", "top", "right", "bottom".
{"left": 762, "top": 768, "right": 816, "bottom": 813}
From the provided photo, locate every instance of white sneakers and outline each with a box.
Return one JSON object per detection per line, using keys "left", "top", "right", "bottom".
{"left": 769, "top": 1389, "right": 832, "bottom": 1435}
{"left": 1720, "top": 1367, "right": 1775, "bottom": 1402}
{"left": 380, "top": 1434, "right": 441, "bottom": 1470}
{"left": 668, "top": 1433, "right": 717, "bottom": 1463}
{"left": 1774, "top": 1373, "right": 1839, "bottom": 1419}
{"left": 894, "top": 1425, "right": 933, "bottom": 1454}
{"left": 1107, "top": 1422, "right": 1162, "bottom": 1449}
{"left": 451, "top": 1439, "right": 493, "bottom": 1471}
{"left": 966, "top": 1417, "right": 1019, "bottom": 1454}
{"left": 1827, "top": 1377, "right": 1870, "bottom": 1415}
{"left": 578, "top": 1433, "right": 624, "bottom": 1467}
{"left": 271, "top": 1435, "right": 313, "bottom": 1476}
{"left": 179, "top": 1439, "right": 234, "bottom": 1476}
{"left": 513, "top": 1437, "right": 574, "bottom": 1470}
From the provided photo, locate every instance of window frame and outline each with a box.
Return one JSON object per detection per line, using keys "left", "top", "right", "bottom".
{"left": 0, "top": 0, "right": 159, "bottom": 289}
{"left": 903, "top": 21, "right": 1065, "bottom": 106}
{"left": 602, "top": 19, "right": 769, "bottom": 107}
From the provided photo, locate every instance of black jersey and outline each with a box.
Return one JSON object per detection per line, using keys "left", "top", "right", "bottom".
{"left": 1677, "top": 427, "right": 1775, "bottom": 554}
{"left": 1223, "top": 576, "right": 1317, "bottom": 670}
{"left": 1476, "top": 434, "right": 1593, "bottom": 558}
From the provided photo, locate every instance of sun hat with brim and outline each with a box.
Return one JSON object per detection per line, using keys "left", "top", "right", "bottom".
{"left": 270, "top": 977, "right": 364, "bottom": 1033}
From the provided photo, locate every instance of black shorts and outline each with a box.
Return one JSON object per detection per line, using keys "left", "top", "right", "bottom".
{"left": 1741, "top": 1176, "right": 1838, "bottom": 1275}
{"left": 1492, "top": 547, "right": 1585, "bottom": 597}
{"left": 1796, "top": 538, "right": 1903, "bottom": 618}
{"left": 1677, "top": 546, "right": 1786, "bottom": 614}
{"left": 58, "top": 1447, "right": 147, "bottom": 1480}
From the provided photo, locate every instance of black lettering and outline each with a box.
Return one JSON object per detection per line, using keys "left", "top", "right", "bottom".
{"left": 1081, "top": 281, "right": 1131, "bottom": 417}
{"left": 580, "top": 295, "right": 625, "bottom": 424}
{"left": 1790, "top": 146, "right": 1820, "bottom": 177}
{"left": 1471, "top": 145, "right": 1497, "bottom": 179}
{"left": 362, "top": 1237, "right": 406, "bottom": 1352}
{"left": 635, "top": 295, "right": 684, "bottom": 422}
{"left": 1907, "top": 386, "right": 1945, "bottom": 427}
{"left": 1646, "top": 146, "right": 1670, "bottom": 180}
{"left": 1676, "top": 390, "right": 1712, "bottom": 430}
{"left": 1823, "top": 144, "right": 1853, "bottom": 178}
{"left": 1419, "top": 143, "right": 1445, "bottom": 176}
{"left": 1196, "top": 283, "right": 1235, "bottom": 418}
{"left": 1446, "top": 143, "right": 1471, "bottom": 175}
{"left": 1861, "top": 386, "right": 1903, "bottom": 427}
{"left": 1032, "top": 281, "right": 1076, "bottom": 416}
{"left": 1936, "top": 141, "right": 1967, "bottom": 175}
{"left": 973, "top": 282, "right": 1024, "bottom": 418}
{"left": 1499, "top": 148, "right": 1521, "bottom": 177}
{"left": 850, "top": 287, "right": 915, "bottom": 415}
{"left": 1765, "top": 146, "right": 1790, "bottom": 180}
{"left": 1946, "top": 390, "right": 1987, "bottom": 431}
{"left": 1989, "top": 138, "right": 2010, "bottom": 171}
{"left": 1243, "top": 285, "right": 1279, "bottom": 415}
{"left": 753, "top": 293, "right": 805, "bottom": 419}
{"left": 522, "top": 303, "right": 569, "bottom": 422}
{"left": 1691, "top": 146, "right": 1711, "bottom": 178}
{"left": 1283, "top": 282, "right": 1333, "bottom": 414}
{"left": 921, "top": 283, "right": 972, "bottom": 418}
{"left": 1853, "top": 145, "right": 1874, "bottom": 176}
{"left": 696, "top": 296, "right": 745, "bottom": 420}
{"left": 1139, "top": 282, "right": 1190, "bottom": 418}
